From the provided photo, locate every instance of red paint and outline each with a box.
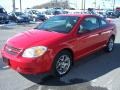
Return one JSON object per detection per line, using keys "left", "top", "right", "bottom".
{"left": 1, "top": 14, "right": 117, "bottom": 74}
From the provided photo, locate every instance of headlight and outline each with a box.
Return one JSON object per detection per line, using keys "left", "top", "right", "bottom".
{"left": 22, "top": 46, "right": 47, "bottom": 58}
{"left": 17, "top": 17, "right": 22, "bottom": 20}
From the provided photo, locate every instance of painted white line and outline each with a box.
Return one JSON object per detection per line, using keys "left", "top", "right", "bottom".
{"left": 2, "top": 66, "right": 9, "bottom": 69}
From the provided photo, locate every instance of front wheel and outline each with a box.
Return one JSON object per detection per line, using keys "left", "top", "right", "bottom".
{"left": 105, "top": 37, "right": 115, "bottom": 52}
{"left": 52, "top": 51, "right": 72, "bottom": 77}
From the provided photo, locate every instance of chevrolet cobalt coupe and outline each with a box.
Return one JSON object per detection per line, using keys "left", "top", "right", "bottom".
{"left": 1, "top": 14, "right": 116, "bottom": 77}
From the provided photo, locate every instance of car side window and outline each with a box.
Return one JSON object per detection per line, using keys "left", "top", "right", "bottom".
{"left": 78, "top": 17, "right": 99, "bottom": 33}
{"left": 100, "top": 19, "right": 108, "bottom": 27}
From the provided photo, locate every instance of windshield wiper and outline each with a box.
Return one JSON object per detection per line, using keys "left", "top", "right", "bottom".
{"left": 44, "top": 29, "right": 53, "bottom": 32}
{"left": 34, "top": 27, "right": 57, "bottom": 32}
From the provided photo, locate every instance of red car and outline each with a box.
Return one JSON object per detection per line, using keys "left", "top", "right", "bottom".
{"left": 1, "top": 14, "right": 116, "bottom": 77}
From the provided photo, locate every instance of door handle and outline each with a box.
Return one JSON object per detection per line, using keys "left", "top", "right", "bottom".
{"left": 98, "top": 32, "right": 102, "bottom": 35}
{"left": 88, "top": 34, "right": 99, "bottom": 37}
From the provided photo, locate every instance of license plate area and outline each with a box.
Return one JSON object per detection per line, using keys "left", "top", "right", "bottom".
{"left": 3, "top": 57, "right": 10, "bottom": 65}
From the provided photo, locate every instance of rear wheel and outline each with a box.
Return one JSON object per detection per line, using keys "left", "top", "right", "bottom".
{"left": 5, "top": 21, "right": 9, "bottom": 24}
{"left": 105, "top": 37, "right": 115, "bottom": 52}
{"left": 52, "top": 50, "right": 72, "bottom": 77}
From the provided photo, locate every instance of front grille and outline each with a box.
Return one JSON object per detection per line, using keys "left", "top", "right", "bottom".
{"left": 5, "top": 45, "right": 22, "bottom": 55}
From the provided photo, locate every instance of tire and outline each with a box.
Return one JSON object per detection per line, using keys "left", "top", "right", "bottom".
{"left": 105, "top": 37, "right": 115, "bottom": 52}
{"left": 5, "top": 21, "right": 9, "bottom": 24}
{"left": 51, "top": 50, "right": 73, "bottom": 77}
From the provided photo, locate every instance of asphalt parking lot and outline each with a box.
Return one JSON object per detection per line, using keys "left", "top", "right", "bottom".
{"left": 0, "top": 19, "right": 120, "bottom": 90}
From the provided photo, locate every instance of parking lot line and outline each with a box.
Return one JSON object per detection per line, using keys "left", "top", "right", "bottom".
{"left": 2, "top": 65, "right": 9, "bottom": 69}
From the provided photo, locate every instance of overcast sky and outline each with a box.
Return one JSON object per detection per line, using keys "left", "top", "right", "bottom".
{"left": 0, "top": 0, "right": 120, "bottom": 12}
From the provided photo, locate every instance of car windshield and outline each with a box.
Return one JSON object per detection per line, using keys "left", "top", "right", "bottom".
{"left": 35, "top": 16, "right": 79, "bottom": 33}
{"left": 15, "top": 12, "right": 24, "bottom": 16}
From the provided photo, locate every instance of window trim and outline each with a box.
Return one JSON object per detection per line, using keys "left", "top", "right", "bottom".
{"left": 77, "top": 16, "right": 100, "bottom": 34}
{"left": 98, "top": 17, "right": 109, "bottom": 28}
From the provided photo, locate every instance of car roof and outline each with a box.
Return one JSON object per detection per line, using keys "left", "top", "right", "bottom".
{"left": 58, "top": 14, "right": 98, "bottom": 18}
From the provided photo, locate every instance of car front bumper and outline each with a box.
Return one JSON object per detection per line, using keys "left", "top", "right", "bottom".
{"left": 1, "top": 49, "right": 53, "bottom": 74}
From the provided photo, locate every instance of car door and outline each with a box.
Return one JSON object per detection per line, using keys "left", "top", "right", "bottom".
{"left": 75, "top": 16, "right": 101, "bottom": 59}
{"left": 97, "top": 18, "right": 112, "bottom": 46}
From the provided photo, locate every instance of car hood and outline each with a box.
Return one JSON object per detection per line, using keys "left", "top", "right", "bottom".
{"left": 7, "top": 29, "right": 66, "bottom": 49}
